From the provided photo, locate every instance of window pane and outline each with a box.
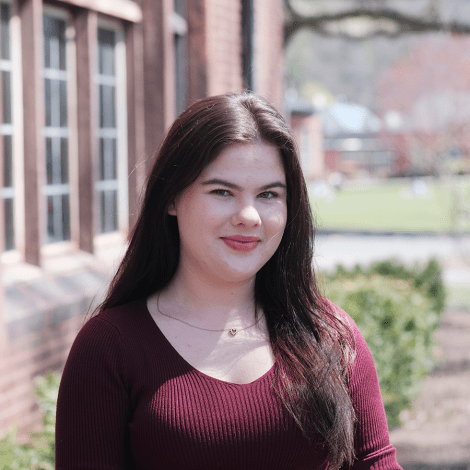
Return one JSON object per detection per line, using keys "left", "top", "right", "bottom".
{"left": 60, "top": 138, "right": 69, "bottom": 184}
{"left": 47, "top": 195, "right": 55, "bottom": 239}
{"left": 2, "top": 70, "right": 11, "bottom": 124}
{"left": 99, "top": 138, "right": 118, "bottom": 181}
{"left": 98, "top": 29, "right": 115, "bottom": 76}
{"left": 61, "top": 194, "right": 70, "bottom": 240}
{"left": 45, "top": 78, "right": 52, "bottom": 126}
{"left": 47, "top": 194, "right": 71, "bottom": 242}
{"left": 174, "top": 0, "right": 186, "bottom": 17}
{"left": 4, "top": 198, "right": 14, "bottom": 250}
{"left": 43, "top": 15, "right": 66, "bottom": 70}
{"left": 174, "top": 34, "right": 188, "bottom": 115}
{"left": 60, "top": 80, "right": 68, "bottom": 127}
{"left": 46, "top": 137, "right": 53, "bottom": 184}
{"left": 3, "top": 135, "right": 12, "bottom": 187}
{"left": 100, "top": 190, "right": 117, "bottom": 233}
{"left": 99, "top": 85, "right": 116, "bottom": 128}
{"left": 1, "top": 3, "right": 10, "bottom": 60}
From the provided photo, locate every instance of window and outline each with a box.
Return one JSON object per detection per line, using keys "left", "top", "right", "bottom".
{"left": 1, "top": 3, "right": 13, "bottom": 250}
{"left": 96, "top": 27, "right": 118, "bottom": 233}
{"left": 241, "top": 0, "right": 254, "bottom": 91}
{"left": 173, "top": 0, "right": 188, "bottom": 115}
{"left": 43, "top": 13, "right": 71, "bottom": 243}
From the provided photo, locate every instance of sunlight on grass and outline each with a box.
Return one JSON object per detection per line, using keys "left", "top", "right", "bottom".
{"left": 311, "top": 178, "right": 470, "bottom": 233}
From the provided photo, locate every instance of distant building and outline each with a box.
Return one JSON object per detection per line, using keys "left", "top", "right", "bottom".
{"left": 0, "top": 0, "right": 284, "bottom": 436}
{"left": 320, "top": 100, "right": 395, "bottom": 178}
{"left": 285, "top": 91, "right": 324, "bottom": 180}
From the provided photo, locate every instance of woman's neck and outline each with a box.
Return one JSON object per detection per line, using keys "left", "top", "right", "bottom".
{"left": 155, "top": 266, "right": 257, "bottom": 327}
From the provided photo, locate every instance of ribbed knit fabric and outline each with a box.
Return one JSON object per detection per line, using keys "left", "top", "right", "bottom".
{"left": 55, "top": 299, "right": 402, "bottom": 470}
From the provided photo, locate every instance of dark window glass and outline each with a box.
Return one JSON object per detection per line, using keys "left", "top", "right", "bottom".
{"left": 43, "top": 15, "right": 66, "bottom": 70}
{"left": 47, "top": 194, "right": 70, "bottom": 242}
{"left": 60, "top": 138, "right": 69, "bottom": 183}
{"left": 174, "top": 0, "right": 186, "bottom": 17}
{"left": 1, "top": 3, "right": 10, "bottom": 60}
{"left": 61, "top": 194, "right": 70, "bottom": 239}
{"left": 99, "top": 85, "right": 116, "bottom": 128}
{"left": 46, "top": 137, "right": 53, "bottom": 185}
{"left": 3, "top": 135, "right": 12, "bottom": 187}
{"left": 60, "top": 80, "right": 68, "bottom": 127}
{"left": 4, "top": 199, "right": 14, "bottom": 250}
{"left": 174, "top": 34, "right": 188, "bottom": 116}
{"left": 45, "top": 78, "right": 52, "bottom": 126}
{"left": 99, "top": 190, "right": 117, "bottom": 233}
{"left": 47, "top": 196, "right": 54, "bottom": 238}
{"left": 99, "top": 138, "right": 117, "bottom": 181}
{"left": 98, "top": 29, "right": 115, "bottom": 75}
{"left": 2, "top": 70, "right": 11, "bottom": 123}
{"left": 241, "top": 0, "right": 254, "bottom": 91}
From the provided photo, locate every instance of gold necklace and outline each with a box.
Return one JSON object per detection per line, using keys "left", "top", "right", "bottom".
{"left": 156, "top": 297, "right": 262, "bottom": 336}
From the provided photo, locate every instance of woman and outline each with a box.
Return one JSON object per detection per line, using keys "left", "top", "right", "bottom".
{"left": 56, "top": 93, "right": 402, "bottom": 469}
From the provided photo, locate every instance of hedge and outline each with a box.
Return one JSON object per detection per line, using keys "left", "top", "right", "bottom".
{"left": 324, "top": 258, "right": 445, "bottom": 428}
{"left": 0, "top": 372, "right": 58, "bottom": 470}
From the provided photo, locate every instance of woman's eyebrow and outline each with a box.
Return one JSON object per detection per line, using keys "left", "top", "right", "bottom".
{"left": 260, "top": 182, "right": 286, "bottom": 191}
{"left": 201, "top": 178, "right": 286, "bottom": 191}
{"left": 201, "top": 178, "right": 240, "bottom": 190}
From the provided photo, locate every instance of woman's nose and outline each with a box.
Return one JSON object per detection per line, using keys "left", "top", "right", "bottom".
{"left": 231, "top": 204, "right": 261, "bottom": 227}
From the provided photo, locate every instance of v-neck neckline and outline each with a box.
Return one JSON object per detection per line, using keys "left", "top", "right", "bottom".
{"left": 139, "top": 299, "right": 276, "bottom": 387}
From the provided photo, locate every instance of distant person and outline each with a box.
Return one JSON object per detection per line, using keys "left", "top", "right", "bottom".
{"left": 55, "top": 93, "right": 402, "bottom": 469}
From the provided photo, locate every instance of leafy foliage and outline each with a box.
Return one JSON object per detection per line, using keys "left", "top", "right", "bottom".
{"left": 325, "top": 259, "right": 445, "bottom": 428}
{"left": 0, "top": 371, "right": 59, "bottom": 470}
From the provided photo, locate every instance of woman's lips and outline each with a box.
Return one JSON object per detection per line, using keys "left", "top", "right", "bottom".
{"left": 221, "top": 236, "right": 260, "bottom": 252}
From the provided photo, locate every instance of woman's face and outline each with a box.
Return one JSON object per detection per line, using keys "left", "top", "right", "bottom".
{"left": 168, "top": 142, "right": 287, "bottom": 286}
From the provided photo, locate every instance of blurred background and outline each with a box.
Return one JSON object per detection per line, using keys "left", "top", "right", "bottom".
{"left": 0, "top": 0, "right": 469, "bottom": 468}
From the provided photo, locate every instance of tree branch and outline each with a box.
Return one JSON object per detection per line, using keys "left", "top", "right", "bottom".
{"left": 284, "top": 0, "right": 470, "bottom": 42}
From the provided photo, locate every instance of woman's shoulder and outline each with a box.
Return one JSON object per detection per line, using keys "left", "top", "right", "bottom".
{"left": 94, "top": 298, "right": 148, "bottom": 328}
{"left": 74, "top": 299, "right": 151, "bottom": 349}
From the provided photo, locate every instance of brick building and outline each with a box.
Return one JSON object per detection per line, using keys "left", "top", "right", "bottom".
{"left": 0, "top": 0, "right": 284, "bottom": 436}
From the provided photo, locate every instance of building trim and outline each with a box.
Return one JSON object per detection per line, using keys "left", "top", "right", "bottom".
{"left": 55, "top": 0, "right": 142, "bottom": 23}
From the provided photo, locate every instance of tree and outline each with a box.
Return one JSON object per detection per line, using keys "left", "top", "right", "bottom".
{"left": 377, "top": 35, "right": 470, "bottom": 175}
{"left": 284, "top": 0, "right": 470, "bottom": 43}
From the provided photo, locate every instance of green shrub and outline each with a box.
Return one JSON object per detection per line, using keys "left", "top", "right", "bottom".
{"left": 0, "top": 371, "right": 59, "bottom": 470}
{"left": 325, "top": 259, "right": 445, "bottom": 429}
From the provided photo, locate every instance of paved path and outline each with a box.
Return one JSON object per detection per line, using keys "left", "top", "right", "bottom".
{"left": 314, "top": 233, "right": 470, "bottom": 286}
{"left": 390, "top": 310, "right": 470, "bottom": 469}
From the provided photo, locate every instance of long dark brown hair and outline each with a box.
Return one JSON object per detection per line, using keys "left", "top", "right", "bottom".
{"left": 98, "top": 92, "right": 356, "bottom": 468}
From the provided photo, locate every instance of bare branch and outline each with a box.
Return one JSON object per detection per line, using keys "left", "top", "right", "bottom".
{"left": 284, "top": 0, "right": 470, "bottom": 42}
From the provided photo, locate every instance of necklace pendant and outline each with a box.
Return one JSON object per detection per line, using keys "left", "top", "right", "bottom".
{"left": 229, "top": 328, "right": 237, "bottom": 336}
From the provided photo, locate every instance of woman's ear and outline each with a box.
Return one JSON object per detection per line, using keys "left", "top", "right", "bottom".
{"left": 168, "top": 201, "right": 177, "bottom": 216}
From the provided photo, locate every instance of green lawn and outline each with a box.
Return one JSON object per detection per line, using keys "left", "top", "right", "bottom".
{"left": 310, "top": 177, "right": 470, "bottom": 233}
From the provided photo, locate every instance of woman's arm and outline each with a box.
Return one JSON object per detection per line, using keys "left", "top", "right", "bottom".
{"left": 344, "top": 319, "right": 403, "bottom": 470}
{"left": 56, "top": 316, "right": 132, "bottom": 470}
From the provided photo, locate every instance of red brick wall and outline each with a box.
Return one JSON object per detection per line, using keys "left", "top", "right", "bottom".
{"left": 205, "top": 0, "right": 244, "bottom": 95}
{"left": 204, "top": 0, "right": 284, "bottom": 106}
{"left": 0, "top": 306, "right": 85, "bottom": 437}
{"left": 254, "top": 0, "right": 284, "bottom": 110}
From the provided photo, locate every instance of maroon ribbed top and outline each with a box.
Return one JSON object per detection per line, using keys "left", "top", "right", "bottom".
{"left": 55, "top": 299, "right": 402, "bottom": 469}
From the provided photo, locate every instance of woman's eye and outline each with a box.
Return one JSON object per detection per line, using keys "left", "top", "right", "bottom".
{"left": 258, "top": 191, "right": 277, "bottom": 199}
{"left": 211, "top": 189, "right": 232, "bottom": 197}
